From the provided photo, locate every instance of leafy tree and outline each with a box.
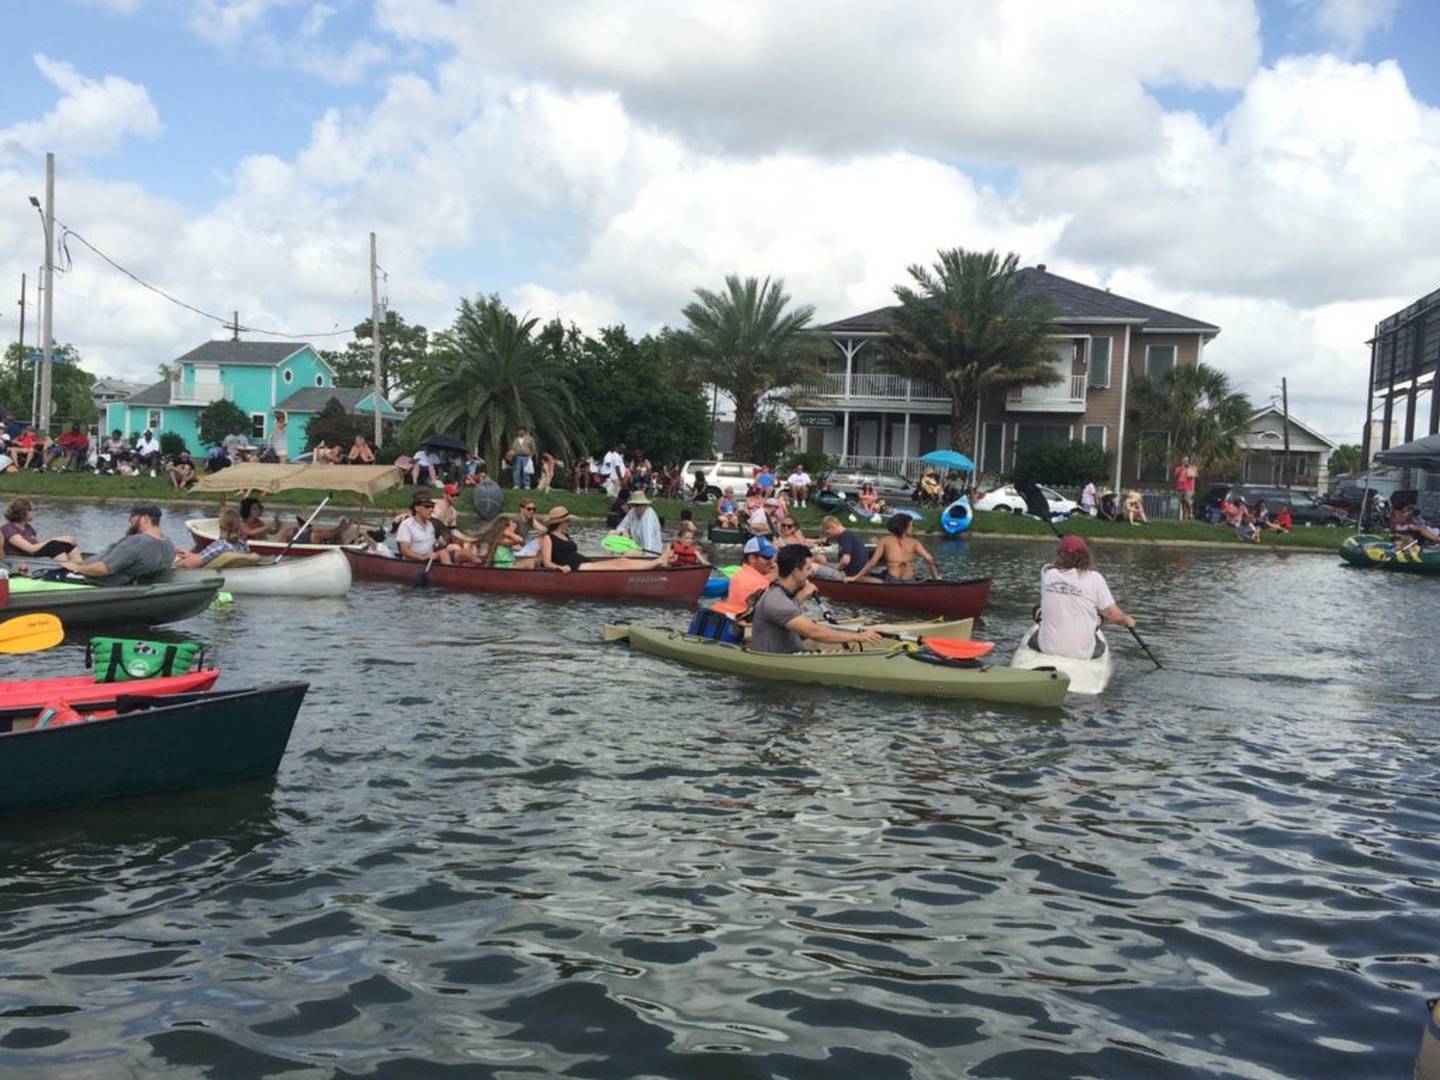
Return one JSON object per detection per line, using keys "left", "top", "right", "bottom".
{"left": 747, "top": 410, "right": 795, "bottom": 466}
{"left": 304, "top": 397, "right": 370, "bottom": 451}
{"left": 324, "top": 311, "right": 429, "bottom": 400}
{"left": 1012, "top": 441, "right": 1111, "bottom": 487}
{"left": 884, "top": 248, "right": 1060, "bottom": 459}
{"left": 0, "top": 342, "right": 96, "bottom": 428}
{"left": 1330, "top": 443, "right": 1363, "bottom": 475}
{"left": 159, "top": 431, "right": 187, "bottom": 457}
{"left": 404, "top": 295, "right": 581, "bottom": 477}
{"left": 158, "top": 361, "right": 180, "bottom": 382}
{"left": 543, "top": 321, "right": 712, "bottom": 463}
{"left": 1128, "top": 362, "right": 1252, "bottom": 480}
{"left": 198, "top": 399, "right": 251, "bottom": 448}
{"left": 675, "top": 275, "right": 822, "bottom": 460}
{"left": 782, "top": 450, "right": 837, "bottom": 481}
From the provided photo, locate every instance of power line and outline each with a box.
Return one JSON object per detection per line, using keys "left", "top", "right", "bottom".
{"left": 54, "top": 220, "right": 357, "bottom": 339}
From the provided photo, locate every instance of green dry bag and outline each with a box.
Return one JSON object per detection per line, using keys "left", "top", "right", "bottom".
{"left": 87, "top": 638, "right": 205, "bottom": 683}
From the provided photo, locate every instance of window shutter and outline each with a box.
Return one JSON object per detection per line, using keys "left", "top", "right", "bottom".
{"left": 1087, "top": 338, "right": 1112, "bottom": 389}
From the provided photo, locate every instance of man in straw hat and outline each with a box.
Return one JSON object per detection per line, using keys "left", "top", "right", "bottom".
{"left": 611, "top": 490, "right": 663, "bottom": 554}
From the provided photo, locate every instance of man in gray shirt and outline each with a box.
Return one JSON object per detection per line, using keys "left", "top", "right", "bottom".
{"left": 59, "top": 503, "right": 176, "bottom": 586}
{"left": 749, "top": 544, "right": 885, "bottom": 654}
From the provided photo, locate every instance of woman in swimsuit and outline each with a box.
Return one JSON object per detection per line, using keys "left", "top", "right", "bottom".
{"left": 537, "top": 506, "right": 672, "bottom": 573}
{"left": 847, "top": 513, "right": 941, "bottom": 582}
{"left": 776, "top": 516, "right": 827, "bottom": 564}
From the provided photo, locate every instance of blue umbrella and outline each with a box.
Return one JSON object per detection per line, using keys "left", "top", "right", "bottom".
{"left": 919, "top": 450, "right": 976, "bottom": 471}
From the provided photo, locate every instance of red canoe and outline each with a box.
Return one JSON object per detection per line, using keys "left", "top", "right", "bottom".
{"left": 0, "top": 669, "right": 220, "bottom": 711}
{"left": 344, "top": 549, "right": 712, "bottom": 605}
{"left": 812, "top": 576, "right": 992, "bottom": 619}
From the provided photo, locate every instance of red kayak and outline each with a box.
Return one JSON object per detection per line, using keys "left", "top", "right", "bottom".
{"left": 344, "top": 549, "right": 711, "bottom": 605}
{"left": 812, "top": 576, "right": 992, "bottom": 619}
{"left": 0, "top": 669, "right": 220, "bottom": 711}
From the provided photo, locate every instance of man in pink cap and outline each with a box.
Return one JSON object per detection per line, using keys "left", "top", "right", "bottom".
{"left": 1037, "top": 535, "right": 1136, "bottom": 659}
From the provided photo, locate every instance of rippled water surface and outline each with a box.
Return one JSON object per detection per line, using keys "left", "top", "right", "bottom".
{"left": 2, "top": 502, "right": 1438, "bottom": 1077}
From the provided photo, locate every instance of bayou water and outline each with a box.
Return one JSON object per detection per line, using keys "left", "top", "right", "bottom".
{"left": 0, "top": 502, "right": 1437, "bottom": 1077}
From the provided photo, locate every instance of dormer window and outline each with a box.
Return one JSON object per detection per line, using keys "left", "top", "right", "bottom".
{"left": 282, "top": 369, "right": 294, "bottom": 384}
{"left": 315, "top": 375, "right": 325, "bottom": 387}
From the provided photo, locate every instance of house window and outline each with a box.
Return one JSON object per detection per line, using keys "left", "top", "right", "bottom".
{"left": 1139, "top": 430, "right": 1170, "bottom": 483}
{"left": 250, "top": 413, "right": 267, "bottom": 439}
{"left": 1014, "top": 423, "right": 1072, "bottom": 467}
{"left": 146, "top": 408, "right": 162, "bottom": 431}
{"left": 282, "top": 369, "right": 294, "bottom": 384}
{"left": 1146, "top": 345, "right": 1177, "bottom": 380}
{"left": 981, "top": 421, "right": 1004, "bottom": 474}
{"left": 1087, "top": 337, "right": 1112, "bottom": 389}
{"left": 1083, "top": 424, "right": 1107, "bottom": 449}
{"left": 315, "top": 374, "right": 325, "bottom": 387}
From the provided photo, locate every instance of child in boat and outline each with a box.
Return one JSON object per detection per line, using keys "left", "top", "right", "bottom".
{"left": 175, "top": 508, "right": 250, "bottom": 568}
{"left": 668, "top": 521, "right": 702, "bottom": 568}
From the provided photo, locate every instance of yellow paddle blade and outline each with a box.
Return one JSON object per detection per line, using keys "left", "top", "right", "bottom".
{"left": 0, "top": 613, "right": 64, "bottom": 653}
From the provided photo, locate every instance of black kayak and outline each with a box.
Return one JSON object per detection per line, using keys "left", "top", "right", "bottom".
{"left": 4, "top": 576, "right": 222, "bottom": 628}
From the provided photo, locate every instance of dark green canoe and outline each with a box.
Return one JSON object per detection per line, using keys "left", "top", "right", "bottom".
{"left": 4, "top": 575, "right": 221, "bottom": 627}
{"left": 0, "top": 683, "right": 307, "bottom": 816}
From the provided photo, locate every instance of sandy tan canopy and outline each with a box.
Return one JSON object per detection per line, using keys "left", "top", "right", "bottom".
{"left": 192, "top": 463, "right": 401, "bottom": 498}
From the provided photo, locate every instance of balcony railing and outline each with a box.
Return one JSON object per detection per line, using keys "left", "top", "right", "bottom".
{"left": 1006, "top": 374, "right": 1087, "bottom": 412}
{"left": 800, "top": 372, "right": 948, "bottom": 402}
{"left": 170, "top": 380, "right": 234, "bottom": 406}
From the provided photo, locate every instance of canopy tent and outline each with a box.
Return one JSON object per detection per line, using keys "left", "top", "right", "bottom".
{"left": 1373, "top": 433, "right": 1440, "bottom": 470}
{"left": 193, "top": 463, "right": 401, "bottom": 498}
{"left": 919, "top": 450, "right": 976, "bottom": 472}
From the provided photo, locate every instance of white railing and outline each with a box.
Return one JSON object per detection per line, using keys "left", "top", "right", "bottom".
{"left": 1007, "top": 374, "right": 1087, "bottom": 408}
{"left": 801, "top": 372, "right": 948, "bottom": 402}
{"left": 835, "top": 454, "right": 928, "bottom": 480}
{"left": 170, "top": 380, "right": 234, "bottom": 405}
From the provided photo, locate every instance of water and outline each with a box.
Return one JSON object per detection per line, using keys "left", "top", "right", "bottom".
{"left": 1, "top": 502, "right": 1438, "bottom": 1077}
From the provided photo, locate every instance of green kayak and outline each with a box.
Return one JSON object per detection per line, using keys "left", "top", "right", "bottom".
{"left": 621, "top": 626, "right": 1070, "bottom": 707}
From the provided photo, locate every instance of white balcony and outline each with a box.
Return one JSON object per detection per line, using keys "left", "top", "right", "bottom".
{"left": 801, "top": 372, "right": 948, "bottom": 404}
{"left": 1006, "top": 374, "right": 1087, "bottom": 413}
{"left": 170, "top": 380, "right": 234, "bottom": 406}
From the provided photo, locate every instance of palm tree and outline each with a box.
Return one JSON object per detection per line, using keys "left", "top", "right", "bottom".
{"left": 885, "top": 248, "right": 1061, "bottom": 457}
{"left": 1128, "top": 362, "right": 1252, "bottom": 478}
{"left": 676, "top": 275, "right": 821, "bottom": 460}
{"left": 405, "top": 296, "right": 580, "bottom": 473}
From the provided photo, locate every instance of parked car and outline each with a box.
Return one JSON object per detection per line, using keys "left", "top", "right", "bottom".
{"left": 1198, "top": 483, "right": 1346, "bottom": 526}
{"left": 974, "top": 484, "right": 1078, "bottom": 517}
{"left": 680, "top": 459, "right": 763, "bottom": 498}
{"left": 824, "top": 469, "right": 915, "bottom": 503}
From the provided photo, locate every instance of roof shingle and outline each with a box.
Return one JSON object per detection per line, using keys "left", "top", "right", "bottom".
{"left": 173, "top": 340, "right": 310, "bottom": 367}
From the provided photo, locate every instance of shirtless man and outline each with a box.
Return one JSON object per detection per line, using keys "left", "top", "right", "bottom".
{"left": 846, "top": 513, "right": 941, "bottom": 582}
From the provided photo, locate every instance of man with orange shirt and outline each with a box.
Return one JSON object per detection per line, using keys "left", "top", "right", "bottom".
{"left": 712, "top": 536, "right": 778, "bottom": 618}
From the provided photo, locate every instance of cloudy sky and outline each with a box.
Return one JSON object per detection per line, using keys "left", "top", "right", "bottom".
{"left": 3, "top": 0, "right": 1439, "bottom": 442}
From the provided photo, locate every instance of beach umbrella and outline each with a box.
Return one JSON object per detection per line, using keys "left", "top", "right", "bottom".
{"left": 919, "top": 450, "right": 976, "bottom": 471}
{"left": 420, "top": 434, "right": 468, "bottom": 454}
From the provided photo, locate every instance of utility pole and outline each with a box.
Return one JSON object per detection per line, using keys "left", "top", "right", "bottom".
{"left": 15, "top": 273, "right": 25, "bottom": 362}
{"left": 1280, "top": 377, "right": 1291, "bottom": 488}
{"left": 38, "top": 152, "right": 55, "bottom": 433}
{"left": 229, "top": 311, "right": 240, "bottom": 342}
{"left": 369, "top": 231, "right": 383, "bottom": 448}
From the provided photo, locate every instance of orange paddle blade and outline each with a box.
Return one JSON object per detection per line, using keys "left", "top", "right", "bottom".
{"left": 922, "top": 637, "right": 994, "bottom": 660}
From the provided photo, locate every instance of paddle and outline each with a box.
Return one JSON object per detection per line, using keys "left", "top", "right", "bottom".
{"left": 413, "top": 555, "right": 435, "bottom": 589}
{"left": 1128, "top": 625, "right": 1163, "bottom": 669}
{"left": 0, "top": 613, "right": 64, "bottom": 653}
{"left": 602, "top": 534, "right": 661, "bottom": 557}
{"left": 599, "top": 621, "right": 992, "bottom": 657}
{"left": 274, "top": 494, "right": 332, "bottom": 563}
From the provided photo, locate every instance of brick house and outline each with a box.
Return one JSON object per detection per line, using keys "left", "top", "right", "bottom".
{"left": 800, "top": 266, "right": 1220, "bottom": 492}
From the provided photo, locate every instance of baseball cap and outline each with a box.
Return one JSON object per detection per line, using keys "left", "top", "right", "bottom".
{"left": 129, "top": 502, "right": 163, "bottom": 521}
{"left": 1057, "top": 534, "right": 1087, "bottom": 554}
{"left": 443, "top": 483, "right": 459, "bottom": 498}
{"left": 742, "top": 536, "right": 777, "bottom": 558}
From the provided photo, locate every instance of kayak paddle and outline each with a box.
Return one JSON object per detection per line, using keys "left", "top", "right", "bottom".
{"left": 0, "top": 613, "right": 64, "bottom": 653}
{"left": 413, "top": 555, "right": 435, "bottom": 589}
{"left": 274, "top": 492, "right": 332, "bottom": 562}
{"left": 1128, "top": 625, "right": 1163, "bottom": 669}
{"left": 602, "top": 535, "right": 641, "bottom": 554}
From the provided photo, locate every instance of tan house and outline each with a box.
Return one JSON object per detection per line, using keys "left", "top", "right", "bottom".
{"left": 1238, "top": 406, "right": 1337, "bottom": 494}
{"left": 800, "top": 266, "right": 1220, "bottom": 492}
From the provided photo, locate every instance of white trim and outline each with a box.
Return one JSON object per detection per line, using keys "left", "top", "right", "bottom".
{"left": 270, "top": 368, "right": 277, "bottom": 408}
{"left": 1115, "top": 324, "right": 1131, "bottom": 491}
{"left": 1246, "top": 404, "right": 1339, "bottom": 449}
{"left": 282, "top": 368, "right": 294, "bottom": 384}
{"left": 1142, "top": 326, "right": 1220, "bottom": 335}
{"left": 311, "top": 347, "right": 337, "bottom": 376}
{"left": 250, "top": 412, "right": 267, "bottom": 440}
{"left": 1083, "top": 423, "right": 1107, "bottom": 449}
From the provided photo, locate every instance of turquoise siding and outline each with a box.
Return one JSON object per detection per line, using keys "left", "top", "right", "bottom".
{"left": 105, "top": 403, "right": 201, "bottom": 454}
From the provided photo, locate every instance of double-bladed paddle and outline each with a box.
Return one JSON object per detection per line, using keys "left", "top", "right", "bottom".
{"left": 0, "top": 613, "right": 64, "bottom": 653}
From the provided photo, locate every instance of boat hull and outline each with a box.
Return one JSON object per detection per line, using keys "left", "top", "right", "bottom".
{"left": 812, "top": 576, "right": 992, "bottom": 619}
{"left": 186, "top": 517, "right": 363, "bottom": 559}
{"left": 0, "top": 683, "right": 307, "bottom": 816}
{"left": 344, "top": 549, "right": 711, "bottom": 605}
{"left": 1010, "top": 625, "right": 1113, "bottom": 696}
{"left": 625, "top": 627, "right": 1067, "bottom": 707}
{"left": 166, "top": 548, "right": 351, "bottom": 597}
{"left": 0, "top": 669, "right": 220, "bottom": 711}
{"left": 1339, "top": 534, "right": 1440, "bottom": 574}
{"left": 4, "top": 577, "right": 221, "bottom": 627}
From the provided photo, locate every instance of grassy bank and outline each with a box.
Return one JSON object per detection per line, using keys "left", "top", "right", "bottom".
{"left": 0, "top": 471, "right": 1351, "bottom": 551}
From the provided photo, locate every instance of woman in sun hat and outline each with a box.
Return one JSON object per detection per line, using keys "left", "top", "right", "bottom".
{"left": 537, "top": 506, "right": 671, "bottom": 573}
{"left": 1035, "top": 535, "right": 1135, "bottom": 659}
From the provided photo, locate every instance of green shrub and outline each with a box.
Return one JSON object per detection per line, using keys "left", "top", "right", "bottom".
{"left": 197, "top": 400, "right": 251, "bottom": 448}
{"left": 1012, "top": 441, "right": 1111, "bottom": 487}
{"left": 782, "top": 451, "right": 836, "bottom": 480}
{"left": 159, "top": 431, "right": 187, "bottom": 457}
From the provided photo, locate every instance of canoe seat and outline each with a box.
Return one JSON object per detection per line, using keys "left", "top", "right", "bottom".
{"left": 206, "top": 552, "right": 264, "bottom": 569}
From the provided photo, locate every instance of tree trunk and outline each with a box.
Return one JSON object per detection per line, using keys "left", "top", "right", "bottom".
{"left": 950, "top": 390, "right": 977, "bottom": 461}
{"left": 732, "top": 394, "right": 757, "bottom": 460}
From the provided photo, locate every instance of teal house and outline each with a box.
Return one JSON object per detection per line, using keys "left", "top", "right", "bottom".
{"left": 105, "top": 340, "right": 399, "bottom": 458}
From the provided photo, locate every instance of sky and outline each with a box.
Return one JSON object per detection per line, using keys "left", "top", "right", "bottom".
{"left": 3, "top": 0, "right": 1440, "bottom": 443}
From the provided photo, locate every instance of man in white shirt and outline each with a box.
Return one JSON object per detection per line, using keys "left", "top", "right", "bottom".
{"left": 410, "top": 448, "right": 442, "bottom": 487}
{"left": 1036, "top": 535, "right": 1135, "bottom": 659}
{"left": 135, "top": 430, "right": 161, "bottom": 476}
{"left": 787, "top": 466, "right": 812, "bottom": 508}
{"left": 612, "top": 492, "right": 664, "bottom": 554}
{"left": 601, "top": 445, "right": 626, "bottom": 495}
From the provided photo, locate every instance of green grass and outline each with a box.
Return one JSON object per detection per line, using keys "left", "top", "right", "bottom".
{"left": 0, "top": 470, "right": 1349, "bottom": 550}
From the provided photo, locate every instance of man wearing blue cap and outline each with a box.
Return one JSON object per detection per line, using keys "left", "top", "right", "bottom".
{"left": 712, "top": 536, "right": 777, "bottom": 618}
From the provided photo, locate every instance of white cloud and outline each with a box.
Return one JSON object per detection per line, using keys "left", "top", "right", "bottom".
{"left": 188, "top": 0, "right": 388, "bottom": 85}
{"left": 376, "top": 0, "right": 1261, "bottom": 164}
{"left": 1304, "top": 0, "right": 1400, "bottom": 55}
{"left": 0, "top": 56, "right": 161, "bottom": 164}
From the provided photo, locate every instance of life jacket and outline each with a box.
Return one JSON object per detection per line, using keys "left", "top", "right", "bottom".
{"left": 35, "top": 700, "right": 83, "bottom": 728}
{"left": 669, "top": 541, "right": 700, "bottom": 567}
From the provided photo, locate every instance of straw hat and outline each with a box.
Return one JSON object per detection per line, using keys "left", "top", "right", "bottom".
{"left": 544, "top": 505, "right": 571, "bottom": 527}
{"left": 627, "top": 492, "right": 652, "bottom": 506}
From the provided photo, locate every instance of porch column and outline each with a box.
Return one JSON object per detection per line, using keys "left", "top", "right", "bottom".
{"left": 841, "top": 409, "right": 850, "bottom": 465}
{"left": 843, "top": 339, "right": 857, "bottom": 396}
{"left": 902, "top": 413, "right": 911, "bottom": 471}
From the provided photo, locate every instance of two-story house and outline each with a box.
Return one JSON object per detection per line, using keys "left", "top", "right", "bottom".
{"left": 801, "top": 266, "right": 1220, "bottom": 492}
{"left": 106, "top": 340, "right": 399, "bottom": 458}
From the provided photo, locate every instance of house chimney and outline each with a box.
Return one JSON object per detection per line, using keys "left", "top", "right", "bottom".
{"left": 1036, "top": 263, "right": 1047, "bottom": 272}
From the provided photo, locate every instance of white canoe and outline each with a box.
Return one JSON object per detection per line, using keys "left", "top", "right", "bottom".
{"left": 169, "top": 548, "right": 352, "bottom": 598}
{"left": 1010, "top": 624, "right": 1112, "bottom": 695}
{"left": 186, "top": 517, "right": 366, "bottom": 559}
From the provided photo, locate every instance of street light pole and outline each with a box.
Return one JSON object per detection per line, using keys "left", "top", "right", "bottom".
{"left": 37, "top": 153, "right": 55, "bottom": 433}
{"left": 369, "top": 231, "right": 383, "bottom": 448}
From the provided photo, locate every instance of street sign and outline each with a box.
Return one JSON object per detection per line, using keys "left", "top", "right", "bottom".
{"left": 797, "top": 411, "right": 836, "bottom": 428}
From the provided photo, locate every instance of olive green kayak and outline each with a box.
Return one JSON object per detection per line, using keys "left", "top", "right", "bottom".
{"left": 622, "top": 626, "right": 1069, "bottom": 707}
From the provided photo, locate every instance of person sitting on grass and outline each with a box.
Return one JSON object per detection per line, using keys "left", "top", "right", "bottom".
{"left": 715, "top": 486, "right": 739, "bottom": 528}
{"left": 1098, "top": 490, "right": 1121, "bottom": 522}
{"left": 166, "top": 450, "right": 198, "bottom": 490}
{"left": 1269, "top": 504, "right": 1293, "bottom": 533}
{"left": 11, "top": 427, "right": 41, "bottom": 470}
{"left": 54, "top": 424, "right": 89, "bottom": 471}
{"left": 1123, "top": 490, "right": 1148, "bottom": 525}
{"left": 1235, "top": 503, "right": 1261, "bottom": 543}
{"left": 748, "top": 544, "right": 885, "bottom": 655}
{"left": 348, "top": 434, "right": 376, "bottom": 464}
{"left": 2, "top": 498, "right": 77, "bottom": 559}
{"left": 1221, "top": 495, "right": 1246, "bottom": 528}
{"left": 174, "top": 507, "right": 250, "bottom": 568}
{"left": 135, "top": 429, "right": 162, "bottom": 475}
